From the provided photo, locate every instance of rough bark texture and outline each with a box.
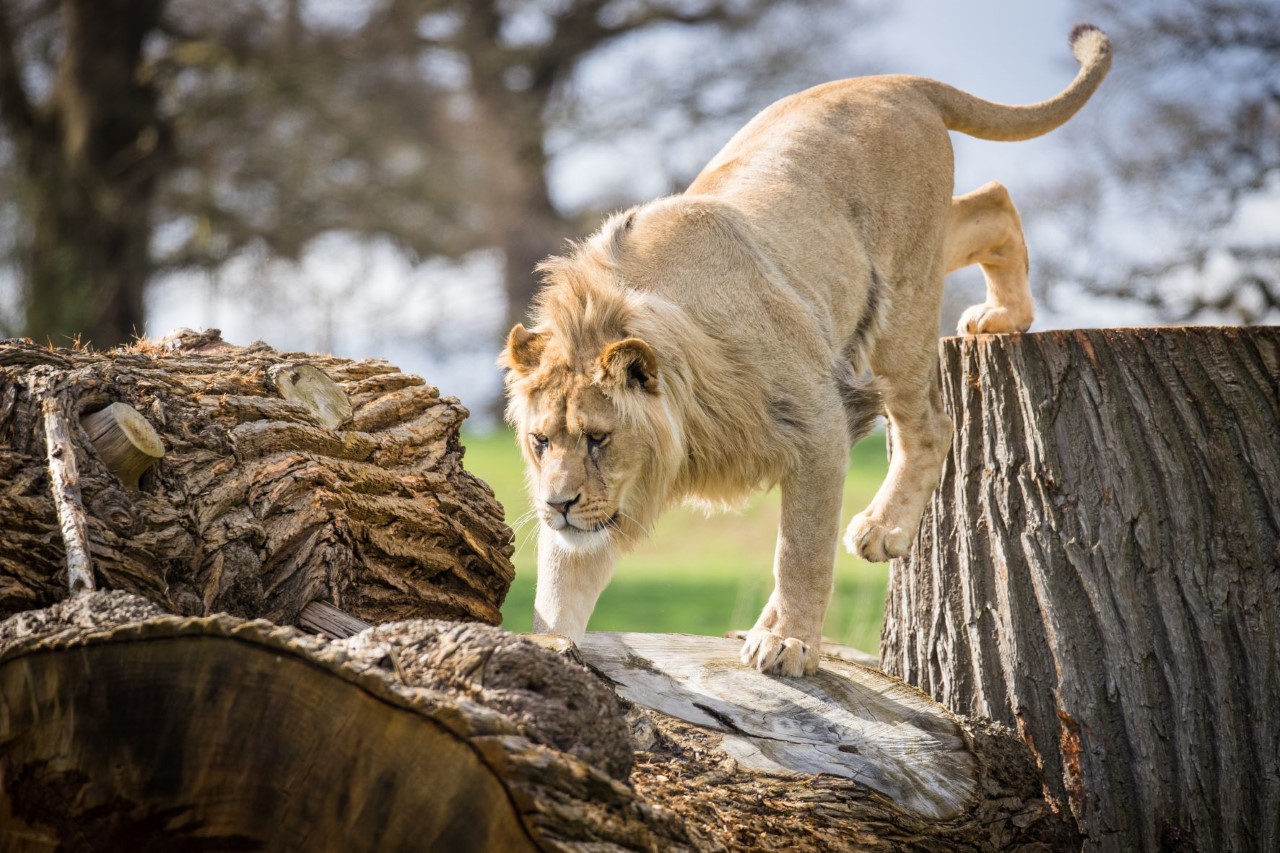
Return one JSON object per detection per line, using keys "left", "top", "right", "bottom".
{"left": 0, "top": 592, "right": 666, "bottom": 852}
{"left": 0, "top": 595, "right": 1077, "bottom": 853}
{"left": 882, "top": 327, "right": 1280, "bottom": 852}
{"left": 0, "top": 331, "right": 514, "bottom": 627}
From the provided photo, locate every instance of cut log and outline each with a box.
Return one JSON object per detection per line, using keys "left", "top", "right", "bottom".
{"left": 0, "top": 333, "right": 514, "bottom": 627}
{"left": 0, "top": 594, "right": 1076, "bottom": 852}
{"left": 882, "top": 327, "right": 1280, "bottom": 852}
{"left": 0, "top": 592, "right": 671, "bottom": 852}
{"left": 80, "top": 402, "right": 165, "bottom": 487}
{"left": 580, "top": 631, "right": 1079, "bottom": 850}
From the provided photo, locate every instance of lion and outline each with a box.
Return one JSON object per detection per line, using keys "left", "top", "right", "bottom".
{"left": 501, "top": 25, "right": 1111, "bottom": 676}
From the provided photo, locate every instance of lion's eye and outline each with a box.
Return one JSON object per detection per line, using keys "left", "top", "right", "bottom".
{"left": 587, "top": 432, "right": 610, "bottom": 450}
{"left": 531, "top": 434, "right": 549, "bottom": 454}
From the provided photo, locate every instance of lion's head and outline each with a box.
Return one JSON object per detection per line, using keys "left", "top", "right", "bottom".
{"left": 500, "top": 219, "right": 684, "bottom": 554}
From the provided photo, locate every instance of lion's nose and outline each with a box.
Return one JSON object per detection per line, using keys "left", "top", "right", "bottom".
{"left": 546, "top": 495, "right": 580, "bottom": 516}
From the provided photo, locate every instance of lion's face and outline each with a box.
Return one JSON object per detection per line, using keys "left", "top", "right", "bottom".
{"left": 519, "top": 377, "right": 643, "bottom": 552}
{"left": 503, "top": 323, "right": 669, "bottom": 554}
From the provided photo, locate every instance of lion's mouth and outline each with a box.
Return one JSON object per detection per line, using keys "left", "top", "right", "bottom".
{"left": 553, "top": 512, "right": 620, "bottom": 535}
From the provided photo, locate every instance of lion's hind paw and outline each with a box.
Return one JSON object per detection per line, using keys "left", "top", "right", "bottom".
{"left": 738, "top": 628, "right": 818, "bottom": 676}
{"left": 957, "top": 303, "right": 1032, "bottom": 335}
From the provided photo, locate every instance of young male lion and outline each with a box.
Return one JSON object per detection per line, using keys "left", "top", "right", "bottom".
{"left": 502, "top": 25, "right": 1111, "bottom": 676}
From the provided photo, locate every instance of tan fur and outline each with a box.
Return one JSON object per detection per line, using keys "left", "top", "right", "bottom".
{"left": 502, "top": 26, "right": 1111, "bottom": 675}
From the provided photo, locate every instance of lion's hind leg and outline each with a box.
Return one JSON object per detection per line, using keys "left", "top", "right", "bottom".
{"left": 946, "top": 181, "right": 1034, "bottom": 335}
{"left": 846, "top": 256, "right": 954, "bottom": 563}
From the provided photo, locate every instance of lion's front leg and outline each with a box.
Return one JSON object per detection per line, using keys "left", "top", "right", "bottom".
{"left": 740, "top": 435, "right": 846, "bottom": 677}
{"left": 532, "top": 533, "right": 617, "bottom": 642}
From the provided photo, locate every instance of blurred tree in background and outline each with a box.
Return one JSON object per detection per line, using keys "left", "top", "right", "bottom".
{"left": 0, "top": 0, "right": 169, "bottom": 348}
{"left": 1031, "top": 0, "right": 1280, "bottom": 322}
{"left": 0, "top": 0, "right": 871, "bottom": 348}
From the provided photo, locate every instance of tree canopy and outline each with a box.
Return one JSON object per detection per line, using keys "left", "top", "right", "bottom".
{"left": 0, "top": 0, "right": 865, "bottom": 348}
{"left": 1030, "top": 0, "right": 1279, "bottom": 323}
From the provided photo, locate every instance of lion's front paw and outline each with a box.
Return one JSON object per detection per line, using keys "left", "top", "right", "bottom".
{"left": 738, "top": 628, "right": 818, "bottom": 676}
{"left": 844, "top": 512, "right": 913, "bottom": 562}
{"left": 957, "top": 303, "right": 1032, "bottom": 335}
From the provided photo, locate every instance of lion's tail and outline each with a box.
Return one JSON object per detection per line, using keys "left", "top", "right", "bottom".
{"left": 919, "top": 24, "right": 1112, "bottom": 142}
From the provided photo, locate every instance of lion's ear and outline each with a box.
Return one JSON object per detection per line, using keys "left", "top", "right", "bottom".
{"left": 503, "top": 324, "right": 546, "bottom": 375}
{"left": 598, "top": 337, "right": 659, "bottom": 393}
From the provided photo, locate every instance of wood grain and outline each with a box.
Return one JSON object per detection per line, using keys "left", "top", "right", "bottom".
{"left": 581, "top": 632, "right": 975, "bottom": 821}
{"left": 0, "top": 592, "right": 668, "bottom": 852}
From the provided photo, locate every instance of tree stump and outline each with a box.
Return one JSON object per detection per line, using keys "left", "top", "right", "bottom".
{"left": 0, "top": 332, "right": 514, "bottom": 627}
{"left": 882, "top": 327, "right": 1280, "bottom": 852}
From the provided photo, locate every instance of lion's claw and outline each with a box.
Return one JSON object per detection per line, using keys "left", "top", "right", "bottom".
{"left": 957, "top": 303, "right": 1031, "bottom": 335}
{"left": 739, "top": 628, "right": 818, "bottom": 676}
{"left": 844, "top": 512, "right": 912, "bottom": 562}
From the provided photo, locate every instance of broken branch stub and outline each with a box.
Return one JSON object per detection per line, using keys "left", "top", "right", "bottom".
{"left": 80, "top": 402, "right": 165, "bottom": 488}
{"left": 269, "top": 363, "right": 353, "bottom": 429}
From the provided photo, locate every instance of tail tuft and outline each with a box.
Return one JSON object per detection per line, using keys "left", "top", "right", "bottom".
{"left": 1069, "top": 23, "right": 1111, "bottom": 65}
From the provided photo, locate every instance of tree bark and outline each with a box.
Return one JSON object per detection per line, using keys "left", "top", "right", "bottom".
{"left": 882, "top": 327, "right": 1280, "bottom": 852}
{"left": 0, "top": 593, "right": 1078, "bottom": 852}
{"left": 0, "top": 591, "right": 658, "bottom": 852}
{"left": 0, "top": 332, "right": 515, "bottom": 627}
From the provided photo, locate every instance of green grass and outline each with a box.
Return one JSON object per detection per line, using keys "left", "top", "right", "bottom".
{"left": 461, "top": 428, "right": 891, "bottom": 653}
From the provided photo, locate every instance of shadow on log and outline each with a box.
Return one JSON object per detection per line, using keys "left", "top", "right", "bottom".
{"left": 0, "top": 332, "right": 514, "bottom": 626}
{"left": 883, "top": 327, "right": 1280, "bottom": 852}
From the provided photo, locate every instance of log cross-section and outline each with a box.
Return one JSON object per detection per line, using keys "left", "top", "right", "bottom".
{"left": 80, "top": 402, "right": 165, "bottom": 488}
{"left": 269, "top": 363, "right": 353, "bottom": 429}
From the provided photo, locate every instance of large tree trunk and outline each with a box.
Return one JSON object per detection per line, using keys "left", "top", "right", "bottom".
{"left": 0, "top": 331, "right": 515, "bottom": 626}
{"left": 9, "top": 0, "right": 169, "bottom": 348}
{"left": 882, "top": 327, "right": 1280, "bottom": 852}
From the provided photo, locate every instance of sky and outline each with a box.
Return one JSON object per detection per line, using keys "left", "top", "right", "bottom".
{"left": 148, "top": 0, "right": 1143, "bottom": 424}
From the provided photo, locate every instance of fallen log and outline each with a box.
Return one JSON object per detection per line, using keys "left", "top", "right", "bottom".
{"left": 0, "top": 593, "right": 1077, "bottom": 852}
{"left": 579, "top": 632, "right": 1078, "bottom": 851}
{"left": 883, "top": 327, "right": 1280, "bottom": 852}
{"left": 0, "top": 592, "right": 669, "bottom": 852}
{"left": 0, "top": 332, "right": 514, "bottom": 627}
